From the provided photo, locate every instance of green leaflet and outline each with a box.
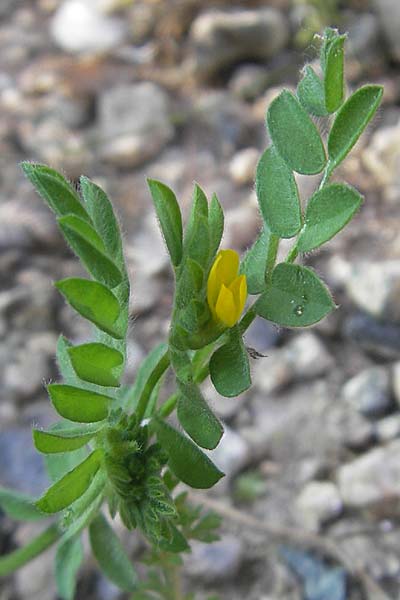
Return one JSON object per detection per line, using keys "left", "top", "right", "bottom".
{"left": 36, "top": 449, "right": 103, "bottom": 514}
{"left": 327, "top": 84, "right": 383, "bottom": 171}
{"left": 255, "top": 263, "right": 335, "bottom": 327}
{"left": 241, "top": 227, "right": 270, "bottom": 294}
{"left": 324, "top": 34, "right": 346, "bottom": 113}
{"left": 297, "top": 183, "right": 363, "bottom": 252}
{"left": 55, "top": 278, "right": 123, "bottom": 339}
{"left": 147, "top": 179, "right": 183, "bottom": 267}
{"left": 177, "top": 381, "right": 223, "bottom": 450}
{"left": 68, "top": 342, "right": 124, "bottom": 387}
{"left": 267, "top": 90, "right": 326, "bottom": 175}
{"left": 153, "top": 419, "right": 224, "bottom": 489}
{"left": 183, "top": 183, "right": 210, "bottom": 268}
{"left": 297, "top": 66, "right": 327, "bottom": 117}
{"left": 58, "top": 214, "right": 105, "bottom": 253}
{"left": 56, "top": 336, "right": 79, "bottom": 384}
{"left": 80, "top": 176, "right": 125, "bottom": 269}
{"left": 33, "top": 424, "right": 103, "bottom": 454}
{"left": 48, "top": 384, "right": 111, "bottom": 422}
{"left": 58, "top": 217, "right": 122, "bottom": 289}
{"left": 256, "top": 146, "right": 301, "bottom": 238}
{"left": 60, "top": 469, "right": 107, "bottom": 538}
{"left": 175, "top": 258, "right": 204, "bottom": 309}
{"left": 0, "top": 487, "right": 47, "bottom": 521}
{"left": 209, "top": 327, "right": 251, "bottom": 397}
{"left": 45, "top": 425, "right": 90, "bottom": 483}
{"left": 208, "top": 193, "right": 224, "bottom": 261}
{"left": 89, "top": 513, "right": 138, "bottom": 592}
{"left": 21, "top": 162, "right": 90, "bottom": 222}
{"left": 55, "top": 536, "right": 84, "bottom": 600}
{"left": 125, "top": 342, "right": 170, "bottom": 418}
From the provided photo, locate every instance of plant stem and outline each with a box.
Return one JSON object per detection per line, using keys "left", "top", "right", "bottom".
{"left": 0, "top": 523, "right": 61, "bottom": 576}
{"left": 136, "top": 348, "right": 170, "bottom": 422}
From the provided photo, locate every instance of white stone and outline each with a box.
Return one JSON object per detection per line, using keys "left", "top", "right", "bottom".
{"left": 342, "top": 366, "right": 392, "bottom": 417}
{"left": 296, "top": 481, "right": 342, "bottom": 531}
{"left": 337, "top": 439, "right": 400, "bottom": 507}
{"left": 51, "top": 0, "right": 126, "bottom": 54}
{"left": 229, "top": 147, "right": 259, "bottom": 186}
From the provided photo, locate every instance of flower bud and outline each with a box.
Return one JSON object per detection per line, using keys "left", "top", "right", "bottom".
{"left": 207, "top": 249, "right": 247, "bottom": 328}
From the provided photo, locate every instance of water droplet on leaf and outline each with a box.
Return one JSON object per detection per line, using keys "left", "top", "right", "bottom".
{"left": 294, "top": 305, "right": 304, "bottom": 316}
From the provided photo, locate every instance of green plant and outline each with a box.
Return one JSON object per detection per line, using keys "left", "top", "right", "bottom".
{"left": 0, "top": 29, "right": 382, "bottom": 599}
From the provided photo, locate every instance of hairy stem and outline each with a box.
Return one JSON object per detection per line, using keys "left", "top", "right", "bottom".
{"left": 0, "top": 523, "right": 61, "bottom": 576}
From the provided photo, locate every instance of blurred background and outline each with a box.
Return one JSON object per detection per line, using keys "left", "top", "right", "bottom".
{"left": 1, "top": 1, "right": 400, "bottom": 599}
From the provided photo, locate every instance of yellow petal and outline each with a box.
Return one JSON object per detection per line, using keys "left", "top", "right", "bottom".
{"left": 207, "top": 252, "right": 222, "bottom": 310}
{"left": 215, "top": 284, "right": 237, "bottom": 328}
{"left": 229, "top": 274, "right": 247, "bottom": 319}
{"left": 215, "top": 249, "right": 239, "bottom": 286}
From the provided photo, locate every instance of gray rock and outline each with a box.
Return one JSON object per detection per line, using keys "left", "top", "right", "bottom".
{"left": 362, "top": 118, "right": 400, "bottom": 203}
{"left": 343, "top": 312, "right": 400, "bottom": 358}
{"left": 244, "top": 316, "right": 281, "bottom": 354}
{"left": 229, "top": 64, "right": 270, "bottom": 101}
{"left": 3, "top": 332, "right": 57, "bottom": 402}
{"left": 17, "top": 117, "right": 92, "bottom": 178}
{"left": 0, "top": 198, "right": 60, "bottom": 251}
{"left": 193, "top": 91, "right": 254, "bottom": 155}
{"left": 185, "top": 535, "right": 244, "bottom": 583}
{"left": 252, "top": 333, "right": 334, "bottom": 395}
{"left": 341, "top": 366, "right": 392, "bottom": 418}
{"left": 331, "top": 258, "right": 400, "bottom": 324}
{"left": 287, "top": 333, "right": 335, "bottom": 380}
{"left": 208, "top": 426, "right": 250, "bottom": 480}
{"left": 392, "top": 361, "right": 400, "bottom": 406}
{"left": 0, "top": 428, "right": 47, "bottom": 496}
{"left": 189, "top": 8, "right": 289, "bottom": 79}
{"left": 295, "top": 481, "right": 342, "bottom": 531}
{"left": 347, "top": 13, "right": 383, "bottom": 67}
{"left": 372, "top": 0, "right": 400, "bottom": 61}
{"left": 51, "top": 0, "right": 127, "bottom": 54}
{"left": 337, "top": 439, "right": 400, "bottom": 508}
{"left": 14, "top": 523, "right": 57, "bottom": 600}
{"left": 375, "top": 414, "right": 400, "bottom": 442}
{"left": 98, "top": 82, "right": 174, "bottom": 167}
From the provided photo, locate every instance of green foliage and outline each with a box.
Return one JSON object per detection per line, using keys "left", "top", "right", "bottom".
{"left": 177, "top": 381, "right": 223, "bottom": 450}
{"left": 89, "top": 513, "right": 138, "bottom": 591}
{"left": 323, "top": 33, "right": 346, "bottom": 113}
{"left": 210, "top": 327, "right": 251, "bottom": 397}
{"left": 297, "top": 184, "right": 363, "bottom": 252}
{"left": 36, "top": 450, "right": 103, "bottom": 514}
{"left": 154, "top": 420, "right": 224, "bottom": 489}
{"left": 256, "top": 146, "right": 301, "bottom": 238}
{"left": 4, "top": 28, "right": 384, "bottom": 599}
{"left": 33, "top": 425, "right": 101, "bottom": 454}
{"left": 55, "top": 536, "right": 84, "bottom": 600}
{"left": 55, "top": 278, "right": 123, "bottom": 338}
{"left": 241, "top": 227, "right": 271, "bottom": 294}
{"left": 147, "top": 179, "right": 183, "bottom": 267}
{"left": 48, "top": 384, "right": 111, "bottom": 422}
{"left": 255, "top": 263, "right": 335, "bottom": 327}
{"left": 68, "top": 343, "right": 124, "bottom": 387}
{"left": 327, "top": 84, "right": 383, "bottom": 172}
{"left": 0, "top": 487, "right": 47, "bottom": 521}
{"left": 58, "top": 216, "right": 123, "bottom": 288}
{"left": 297, "top": 66, "right": 327, "bottom": 117}
{"left": 267, "top": 90, "right": 326, "bottom": 174}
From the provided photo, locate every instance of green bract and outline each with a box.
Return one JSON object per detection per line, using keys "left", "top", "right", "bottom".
{"left": 0, "top": 27, "right": 382, "bottom": 600}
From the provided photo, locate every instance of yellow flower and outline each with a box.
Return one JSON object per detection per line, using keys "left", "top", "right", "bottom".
{"left": 207, "top": 249, "right": 247, "bottom": 328}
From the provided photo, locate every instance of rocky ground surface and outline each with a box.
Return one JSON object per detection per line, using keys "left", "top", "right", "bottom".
{"left": 1, "top": 1, "right": 400, "bottom": 599}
